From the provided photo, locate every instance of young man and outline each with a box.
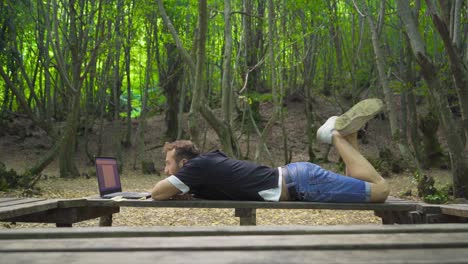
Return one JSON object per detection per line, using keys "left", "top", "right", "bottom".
{"left": 151, "top": 98, "right": 390, "bottom": 203}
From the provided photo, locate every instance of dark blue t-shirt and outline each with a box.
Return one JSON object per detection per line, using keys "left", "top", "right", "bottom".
{"left": 174, "top": 150, "right": 279, "bottom": 200}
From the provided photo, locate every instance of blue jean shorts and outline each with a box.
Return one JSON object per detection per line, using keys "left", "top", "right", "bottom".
{"left": 284, "top": 162, "right": 371, "bottom": 202}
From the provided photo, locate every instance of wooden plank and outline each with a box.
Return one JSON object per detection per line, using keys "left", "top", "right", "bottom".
{"left": 3, "top": 206, "right": 119, "bottom": 225}
{"left": 0, "top": 200, "right": 58, "bottom": 220}
{"left": 85, "top": 198, "right": 418, "bottom": 211}
{"left": 0, "top": 224, "right": 467, "bottom": 239}
{"left": 440, "top": 204, "right": 468, "bottom": 218}
{"left": 57, "top": 198, "right": 88, "bottom": 208}
{"left": 0, "top": 198, "right": 23, "bottom": 203}
{"left": 1, "top": 232, "right": 468, "bottom": 252}
{"left": 0, "top": 198, "right": 48, "bottom": 208}
{"left": 3, "top": 249, "right": 468, "bottom": 264}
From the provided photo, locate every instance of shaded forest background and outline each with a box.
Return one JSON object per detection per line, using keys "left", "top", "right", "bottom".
{"left": 0, "top": 0, "right": 467, "bottom": 200}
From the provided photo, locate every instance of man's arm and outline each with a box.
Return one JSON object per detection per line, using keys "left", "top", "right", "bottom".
{"left": 151, "top": 179, "right": 181, "bottom": 200}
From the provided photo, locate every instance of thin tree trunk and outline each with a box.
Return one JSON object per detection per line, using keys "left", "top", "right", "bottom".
{"left": 123, "top": 0, "right": 134, "bottom": 147}
{"left": 299, "top": 10, "right": 319, "bottom": 162}
{"left": 112, "top": 0, "right": 124, "bottom": 121}
{"left": 187, "top": 0, "right": 208, "bottom": 145}
{"left": 222, "top": 0, "right": 233, "bottom": 124}
{"left": 254, "top": 0, "right": 277, "bottom": 164}
{"left": 356, "top": 0, "right": 415, "bottom": 165}
{"left": 132, "top": 14, "right": 154, "bottom": 170}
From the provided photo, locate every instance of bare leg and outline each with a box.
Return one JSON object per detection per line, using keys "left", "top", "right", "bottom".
{"left": 344, "top": 132, "right": 359, "bottom": 176}
{"left": 332, "top": 131, "right": 389, "bottom": 202}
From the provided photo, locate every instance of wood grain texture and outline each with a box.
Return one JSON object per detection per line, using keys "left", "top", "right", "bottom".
{"left": 440, "top": 204, "right": 468, "bottom": 218}
{"left": 3, "top": 249, "right": 468, "bottom": 264}
{"left": 2, "top": 224, "right": 467, "bottom": 263}
{"left": 1, "top": 223, "right": 467, "bottom": 239}
{"left": 1, "top": 232, "right": 468, "bottom": 251}
{"left": 85, "top": 196, "right": 419, "bottom": 211}
{"left": 0, "top": 199, "right": 58, "bottom": 219}
{"left": 0, "top": 198, "right": 48, "bottom": 208}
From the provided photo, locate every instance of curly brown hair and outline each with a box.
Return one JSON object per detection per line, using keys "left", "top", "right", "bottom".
{"left": 163, "top": 140, "right": 200, "bottom": 162}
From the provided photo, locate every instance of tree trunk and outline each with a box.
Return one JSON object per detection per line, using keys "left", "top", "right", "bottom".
{"left": 112, "top": 0, "right": 124, "bottom": 121}
{"left": 397, "top": 0, "right": 468, "bottom": 198}
{"left": 425, "top": 0, "right": 468, "bottom": 147}
{"left": 357, "top": 0, "right": 415, "bottom": 166}
{"left": 58, "top": 93, "right": 80, "bottom": 178}
{"left": 254, "top": 0, "right": 277, "bottom": 164}
{"left": 222, "top": 0, "right": 233, "bottom": 125}
{"left": 123, "top": 0, "right": 135, "bottom": 147}
{"left": 297, "top": 9, "right": 320, "bottom": 162}
{"left": 187, "top": 0, "right": 208, "bottom": 145}
{"left": 157, "top": 0, "right": 239, "bottom": 156}
{"left": 162, "top": 43, "right": 183, "bottom": 141}
{"left": 132, "top": 13, "right": 154, "bottom": 170}
{"left": 58, "top": 0, "right": 82, "bottom": 178}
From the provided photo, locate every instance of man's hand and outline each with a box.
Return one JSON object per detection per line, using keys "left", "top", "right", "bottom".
{"left": 151, "top": 179, "right": 181, "bottom": 200}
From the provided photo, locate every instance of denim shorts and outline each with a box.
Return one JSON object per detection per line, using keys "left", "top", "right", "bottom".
{"left": 284, "top": 162, "right": 371, "bottom": 202}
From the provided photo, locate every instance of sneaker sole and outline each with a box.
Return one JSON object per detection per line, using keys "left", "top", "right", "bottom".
{"left": 335, "top": 98, "right": 384, "bottom": 135}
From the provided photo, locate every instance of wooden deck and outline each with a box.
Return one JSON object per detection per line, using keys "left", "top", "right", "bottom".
{"left": 1, "top": 196, "right": 467, "bottom": 226}
{"left": 0, "top": 198, "right": 119, "bottom": 227}
{"left": 1, "top": 224, "right": 467, "bottom": 263}
{"left": 0, "top": 198, "right": 59, "bottom": 219}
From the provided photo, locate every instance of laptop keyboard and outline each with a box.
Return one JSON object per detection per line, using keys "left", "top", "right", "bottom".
{"left": 102, "top": 192, "right": 151, "bottom": 199}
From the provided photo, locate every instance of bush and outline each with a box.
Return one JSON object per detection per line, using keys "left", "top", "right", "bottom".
{"left": 0, "top": 162, "right": 35, "bottom": 192}
{"left": 413, "top": 171, "right": 450, "bottom": 204}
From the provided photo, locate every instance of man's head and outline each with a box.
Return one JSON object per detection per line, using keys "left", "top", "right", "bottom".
{"left": 163, "top": 140, "right": 200, "bottom": 175}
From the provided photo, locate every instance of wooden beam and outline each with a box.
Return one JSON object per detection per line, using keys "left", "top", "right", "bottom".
{"left": 3, "top": 249, "right": 468, "bottom": 264}
{"left": 85, "top": 197, "right": 419, "bottom": 211}
{"left": 439, "top": 204, "right": 468, "bottom": 218}
{"left": 1, "top": 232, "right": 468, "bottom": 251}
{"left": 235, "top": 208, "right": 256, "bottom": 225}
{"left": 3, "top": 206, "right": 119, "bottom": 225}
{"left": 1, "top": 223, "right": 467, "bottom": 239}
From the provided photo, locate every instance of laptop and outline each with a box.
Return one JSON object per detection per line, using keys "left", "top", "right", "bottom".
{"left": 95, "top": 157, "right": 151, "bottom": 199}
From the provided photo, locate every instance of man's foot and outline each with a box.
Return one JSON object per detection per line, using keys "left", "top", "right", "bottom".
{"left": 316, "top": 116, "right": 338, "bottom": 144}
{"left": 335, "top": 98, "right": 384, "bottom": 136}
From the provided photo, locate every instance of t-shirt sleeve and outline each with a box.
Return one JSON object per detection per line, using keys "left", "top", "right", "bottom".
{"left": 173, "top": 159, "right": 204, "bottom": 192}
{"left": 166, "top": 175, "right": 190, "bottom": 194}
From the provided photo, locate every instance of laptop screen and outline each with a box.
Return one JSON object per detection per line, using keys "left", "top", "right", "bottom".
{"left": 95, "top": 157, "right": 122, "bottom": 195}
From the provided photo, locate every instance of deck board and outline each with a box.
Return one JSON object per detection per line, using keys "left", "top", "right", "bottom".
{"left": 0, "top": 199, "right": 58, "bottom": 220}
{"left": 1, "top": 224, "right": 467, "bottom": 264}
{"left": 84, "top": 197, "right": 419, "bottom": 211}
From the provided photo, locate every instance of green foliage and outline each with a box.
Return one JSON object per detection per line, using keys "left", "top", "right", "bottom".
{"left": 248, "top": 92, "right": 273, "bottom": 104}
{"left": 423, "top": 193, "right": 449, "bottom": 204}
{"left": 0, "top": 162, "right": 34, "bottom": 192}
{"left": 412, "top": 171, "right": 450, "bottom": 204}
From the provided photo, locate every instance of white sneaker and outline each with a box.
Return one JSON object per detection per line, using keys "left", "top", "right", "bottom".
{"left": 317, "top": 116, "right": 338, "bottom": 144}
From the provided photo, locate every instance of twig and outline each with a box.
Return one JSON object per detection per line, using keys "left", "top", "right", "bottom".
{"left": 352, "top": 0, "right": 366, "bottom": 17}
{"left": 145, "top": 144, "right": 164, "bottom": 151}
{"left": 238, "top": 57, "right": 266, "bottom": 94}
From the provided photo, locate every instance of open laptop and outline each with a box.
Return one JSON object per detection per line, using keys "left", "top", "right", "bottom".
{"left": 95, "top": 157, "right": 151, "bottom": 199}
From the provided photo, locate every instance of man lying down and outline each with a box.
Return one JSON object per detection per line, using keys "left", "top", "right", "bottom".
{"left": 151, "top": 99, "right": 389, "bottom": 203}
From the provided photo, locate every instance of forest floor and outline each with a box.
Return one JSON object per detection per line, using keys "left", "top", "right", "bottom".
{"left": 0, "top": 97, "right": 452, "bottom": 228}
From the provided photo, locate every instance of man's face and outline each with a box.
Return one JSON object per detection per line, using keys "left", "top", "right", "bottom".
{"left": 164, "top": 149, "right": 183, "bottom": 175}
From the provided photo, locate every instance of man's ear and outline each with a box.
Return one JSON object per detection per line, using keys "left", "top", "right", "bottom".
{"left": 179, "top": 158, "right": 188, "bottom": 167}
